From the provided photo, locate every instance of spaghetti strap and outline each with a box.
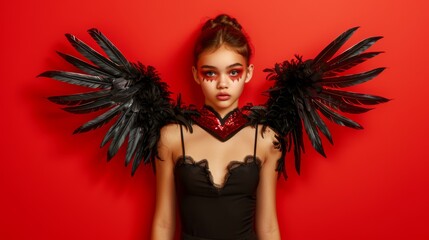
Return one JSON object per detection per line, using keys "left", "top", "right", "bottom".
{"left": 253, "top": 124, "right": 258, "bottom": 160}
{"left": 179, "top": 124, "right": 186, "bottom": 160}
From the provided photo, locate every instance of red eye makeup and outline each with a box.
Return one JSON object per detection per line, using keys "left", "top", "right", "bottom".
{"left": 228, "top": 68, "right": 243, "bottom": 81}
{"left": 198, "top": 63, "right": 245, "bottom": 82}
{"left": 200, "top": 70, "right": 217, "bottom": 82}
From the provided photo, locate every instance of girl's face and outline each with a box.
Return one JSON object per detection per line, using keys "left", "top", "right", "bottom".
{"left": 192, "top": 45, "right": 253, "bottom": 117}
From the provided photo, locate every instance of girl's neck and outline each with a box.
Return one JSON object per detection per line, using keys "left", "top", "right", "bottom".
{"left": 204, "top": 103, "right": 239, "bottom": 118}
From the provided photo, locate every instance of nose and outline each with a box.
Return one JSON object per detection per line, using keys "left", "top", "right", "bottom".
{"left": 217, "top": 74, "right": 229, "bottom": 89}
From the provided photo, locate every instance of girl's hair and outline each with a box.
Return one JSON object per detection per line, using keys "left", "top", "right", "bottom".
{"left": 193, "top": 14, "right": 252, "bottom": 65}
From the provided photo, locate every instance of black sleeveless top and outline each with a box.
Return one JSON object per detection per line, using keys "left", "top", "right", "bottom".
{"left": 174, "top": 125, "right": 261, "bottom": 240}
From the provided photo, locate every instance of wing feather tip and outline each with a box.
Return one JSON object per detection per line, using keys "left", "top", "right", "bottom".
{"left": 87, "top": 28, "right": 99, "bottom": 33}
{"left": 37, "top": 71, "right": 53, "bottom": 78}
{"left": 73, "top": 127, "right": 83, "bottom": 134}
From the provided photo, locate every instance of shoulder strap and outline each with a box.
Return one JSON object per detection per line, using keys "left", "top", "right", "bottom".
{"left": 179, "top": 125, "right": 186, "bottom": 160}
{"left": 253, "top": 124, "right": 258, "bottom": 160}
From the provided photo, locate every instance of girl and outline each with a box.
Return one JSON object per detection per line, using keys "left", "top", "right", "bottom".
{"left": 151, "top": 14, "right": 282, "bottom": 240}
{"left": 40, "top": 10, "right": 387, "bottom": 240}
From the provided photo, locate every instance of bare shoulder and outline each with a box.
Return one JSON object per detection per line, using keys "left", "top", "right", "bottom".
{"left": 256, "top": 125, "right": 282, "bottom": 164}
{"left": 257, "top": 125, "right": 279, "bottom": 148}
{"left": 158, "top": 123, "right": 183, "bottom": 159}
{"left": 159, "top": 124, "right": 182, "bottom": 143}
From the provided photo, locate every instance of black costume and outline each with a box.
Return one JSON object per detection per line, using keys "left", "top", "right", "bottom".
{"left": 176, "top": 153, "right": 259, "bottom": 240}
{"left": 175, "top": 106, "right": 259, "bottom": 240}
{"left": 39, "top": 27, "right": 389, "bottom": 239}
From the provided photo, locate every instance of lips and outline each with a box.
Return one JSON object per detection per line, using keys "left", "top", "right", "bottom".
{"left": 216, "top": 93, "right": 231, "bottom": 101}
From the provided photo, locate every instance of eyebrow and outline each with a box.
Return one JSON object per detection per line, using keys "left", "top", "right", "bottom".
{"left": 200, "top": 63, "right": 243, "bottom": 69}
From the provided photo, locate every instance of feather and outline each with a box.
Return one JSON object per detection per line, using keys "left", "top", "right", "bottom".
{"left": 100, "top": 117, "right": 120, "bottom": 148}
{"left": 48, "top": 90, "right": 111, "bottom": 105}
{"left": 65, "top": 33, "right": 122, "bottom": 76}
{"left": 325, "top": 52, "right": 383, "bottom": 74}
{"left": 108, "top": 107, "right": 137, "bottom": 160}
{"left": 312, "top": 27, "right": 359, "bottom": 68}
{"left": 307, "top": 99, "right": 333, "bottom": 143}
{"left": 293, "top": 90, "right": 325, "bottom": 156}
{"left": 313, "top": 101, "right": 363, "bottom": 129}
{"left": 131, "top": 144, "right": 146, "bottom": 176}
{"left": 56, "top": 51, "right": 113, "bottom": 77}
{"left": 62, "top": 98, "right": 114, "bottom": 114}
{"left": 73, "top": 104, "right": 124, "bottom": 134}
{"left": 101, "top": 101, "right": 132, "bottom": 148}
{"left": 87, "top": 28, "right": 133, "bottom": 73}
{"left": 38, "top": 71, "right": 111, "bottom": 88}
{"left": 292, "top": 133, "right": 301, "bottom": 174}
{"left": 328, "top": 36, "right": 383, "bottom": 65}
{"left": 125, "top": 127, "right": 142, "bottom": 166}
{"left": 321, "top": 68, "right": 385, "bottom": 88}
{"left": 132, "top": 146, "right": 151, "bottom": 176}
{"left": 323, "top": 89, "right": 390, "bottom": 105}
{"left": 316, "top": 93, "right": 373, "bottom": 114}
{"left": 298, "top": 101, "right": 326, "bottom": 157}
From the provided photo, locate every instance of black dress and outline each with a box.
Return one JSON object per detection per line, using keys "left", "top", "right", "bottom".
{"left": 175, "top": 119, "right": 260, "bottom": 240}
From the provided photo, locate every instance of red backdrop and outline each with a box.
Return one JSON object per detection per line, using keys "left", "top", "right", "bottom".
{"left": 1, "top": 0, "right": 428, "bottom": 239}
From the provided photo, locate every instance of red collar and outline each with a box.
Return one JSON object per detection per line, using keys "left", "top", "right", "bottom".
{"left": 191, "top": 106, "right": 249, "bottom": 142}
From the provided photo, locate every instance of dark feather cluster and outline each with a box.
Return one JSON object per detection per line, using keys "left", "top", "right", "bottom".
{"left": 39, "top": 29, "right": 190, "bottom": 175}
{"left": 251, "top": 27, "right": 389, "bottom": 179}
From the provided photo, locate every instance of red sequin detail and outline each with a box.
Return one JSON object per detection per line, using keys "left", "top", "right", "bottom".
{"left": 192, "top": 106, "right": 249, "bottom": 142}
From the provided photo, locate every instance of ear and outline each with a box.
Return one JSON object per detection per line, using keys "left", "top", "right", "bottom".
{"left": 244, "top": 64, "right": 254, "bottom": 83}
{"left": 192, "top": 66, "right": 201, "bottom": 85}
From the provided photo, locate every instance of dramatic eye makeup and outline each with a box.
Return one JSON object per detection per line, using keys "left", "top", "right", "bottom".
{"left": 199, "top": 63, "right": 244, "bottom": 82}
{"left": 200, "top": 70, "right": 218, "bottom": 82}
{"left": 228, "top": 68, "right": 243, "bottom": 81}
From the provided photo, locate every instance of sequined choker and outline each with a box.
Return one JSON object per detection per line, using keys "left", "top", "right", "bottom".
{"left": 191, "top": 105, "right": 250, "bottom": 142}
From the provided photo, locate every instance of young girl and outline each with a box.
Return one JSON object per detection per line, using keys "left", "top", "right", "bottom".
{"left": 39, "top": 10, "right": 387, "bottom": 240}
{"left": 151, "top": 14, "right": 282, "bottom": 240}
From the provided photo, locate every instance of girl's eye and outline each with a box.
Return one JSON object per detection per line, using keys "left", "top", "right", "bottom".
{"left": 204, "top": 71, "right": 216, "bottom": 77}
{"left": 230, "top": 70, "right": 240, "bottom": 76}
{"left": 200, "top": 71, "right": 217, "bottom": 81}
{"left": 229, "top": 69, "right": 243, "bottom": 81}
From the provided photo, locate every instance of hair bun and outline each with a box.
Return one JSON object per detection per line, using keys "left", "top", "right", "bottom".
{"left": 195, "top": 13, "right": 252, "bottom": 64}
{"left": 203, "top": 14, "right": 242, "bottom": 31}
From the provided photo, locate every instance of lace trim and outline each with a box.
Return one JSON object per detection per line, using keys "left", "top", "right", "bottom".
{"left": 175, "top": 155, "right": 261, "bottom": 190}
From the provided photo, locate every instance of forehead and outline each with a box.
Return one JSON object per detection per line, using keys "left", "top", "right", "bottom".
{"left": 197, "top": 45, "right": 246, "bottom": 69}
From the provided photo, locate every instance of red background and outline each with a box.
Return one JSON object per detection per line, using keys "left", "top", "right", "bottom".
{"left": 1, "top": 0, "right": 428, "bottom": 239}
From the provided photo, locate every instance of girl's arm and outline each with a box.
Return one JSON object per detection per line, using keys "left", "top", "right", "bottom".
{"left": 151, "top": 125, "right": 179, "bottom": 240}
{"left": 255, "top": 127, "right": 282, "bottom": 240}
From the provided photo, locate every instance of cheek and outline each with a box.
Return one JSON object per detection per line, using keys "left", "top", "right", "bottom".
{"left": 200, "top": 81, "right": 217, "bottom": 95}
{"left": 231, "top": 81, "right": 246, "bottom": 94}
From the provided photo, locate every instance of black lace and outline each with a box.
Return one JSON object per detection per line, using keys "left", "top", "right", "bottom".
{"left": 175, "top": 155, "right": 261, "bottom": 190}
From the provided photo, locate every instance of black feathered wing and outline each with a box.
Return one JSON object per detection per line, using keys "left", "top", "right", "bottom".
{"left": 249, "top": 27, "right": 389, "bottom": 179}
{"left": 39, "top": 29, "right": 194, "bottom": 175}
